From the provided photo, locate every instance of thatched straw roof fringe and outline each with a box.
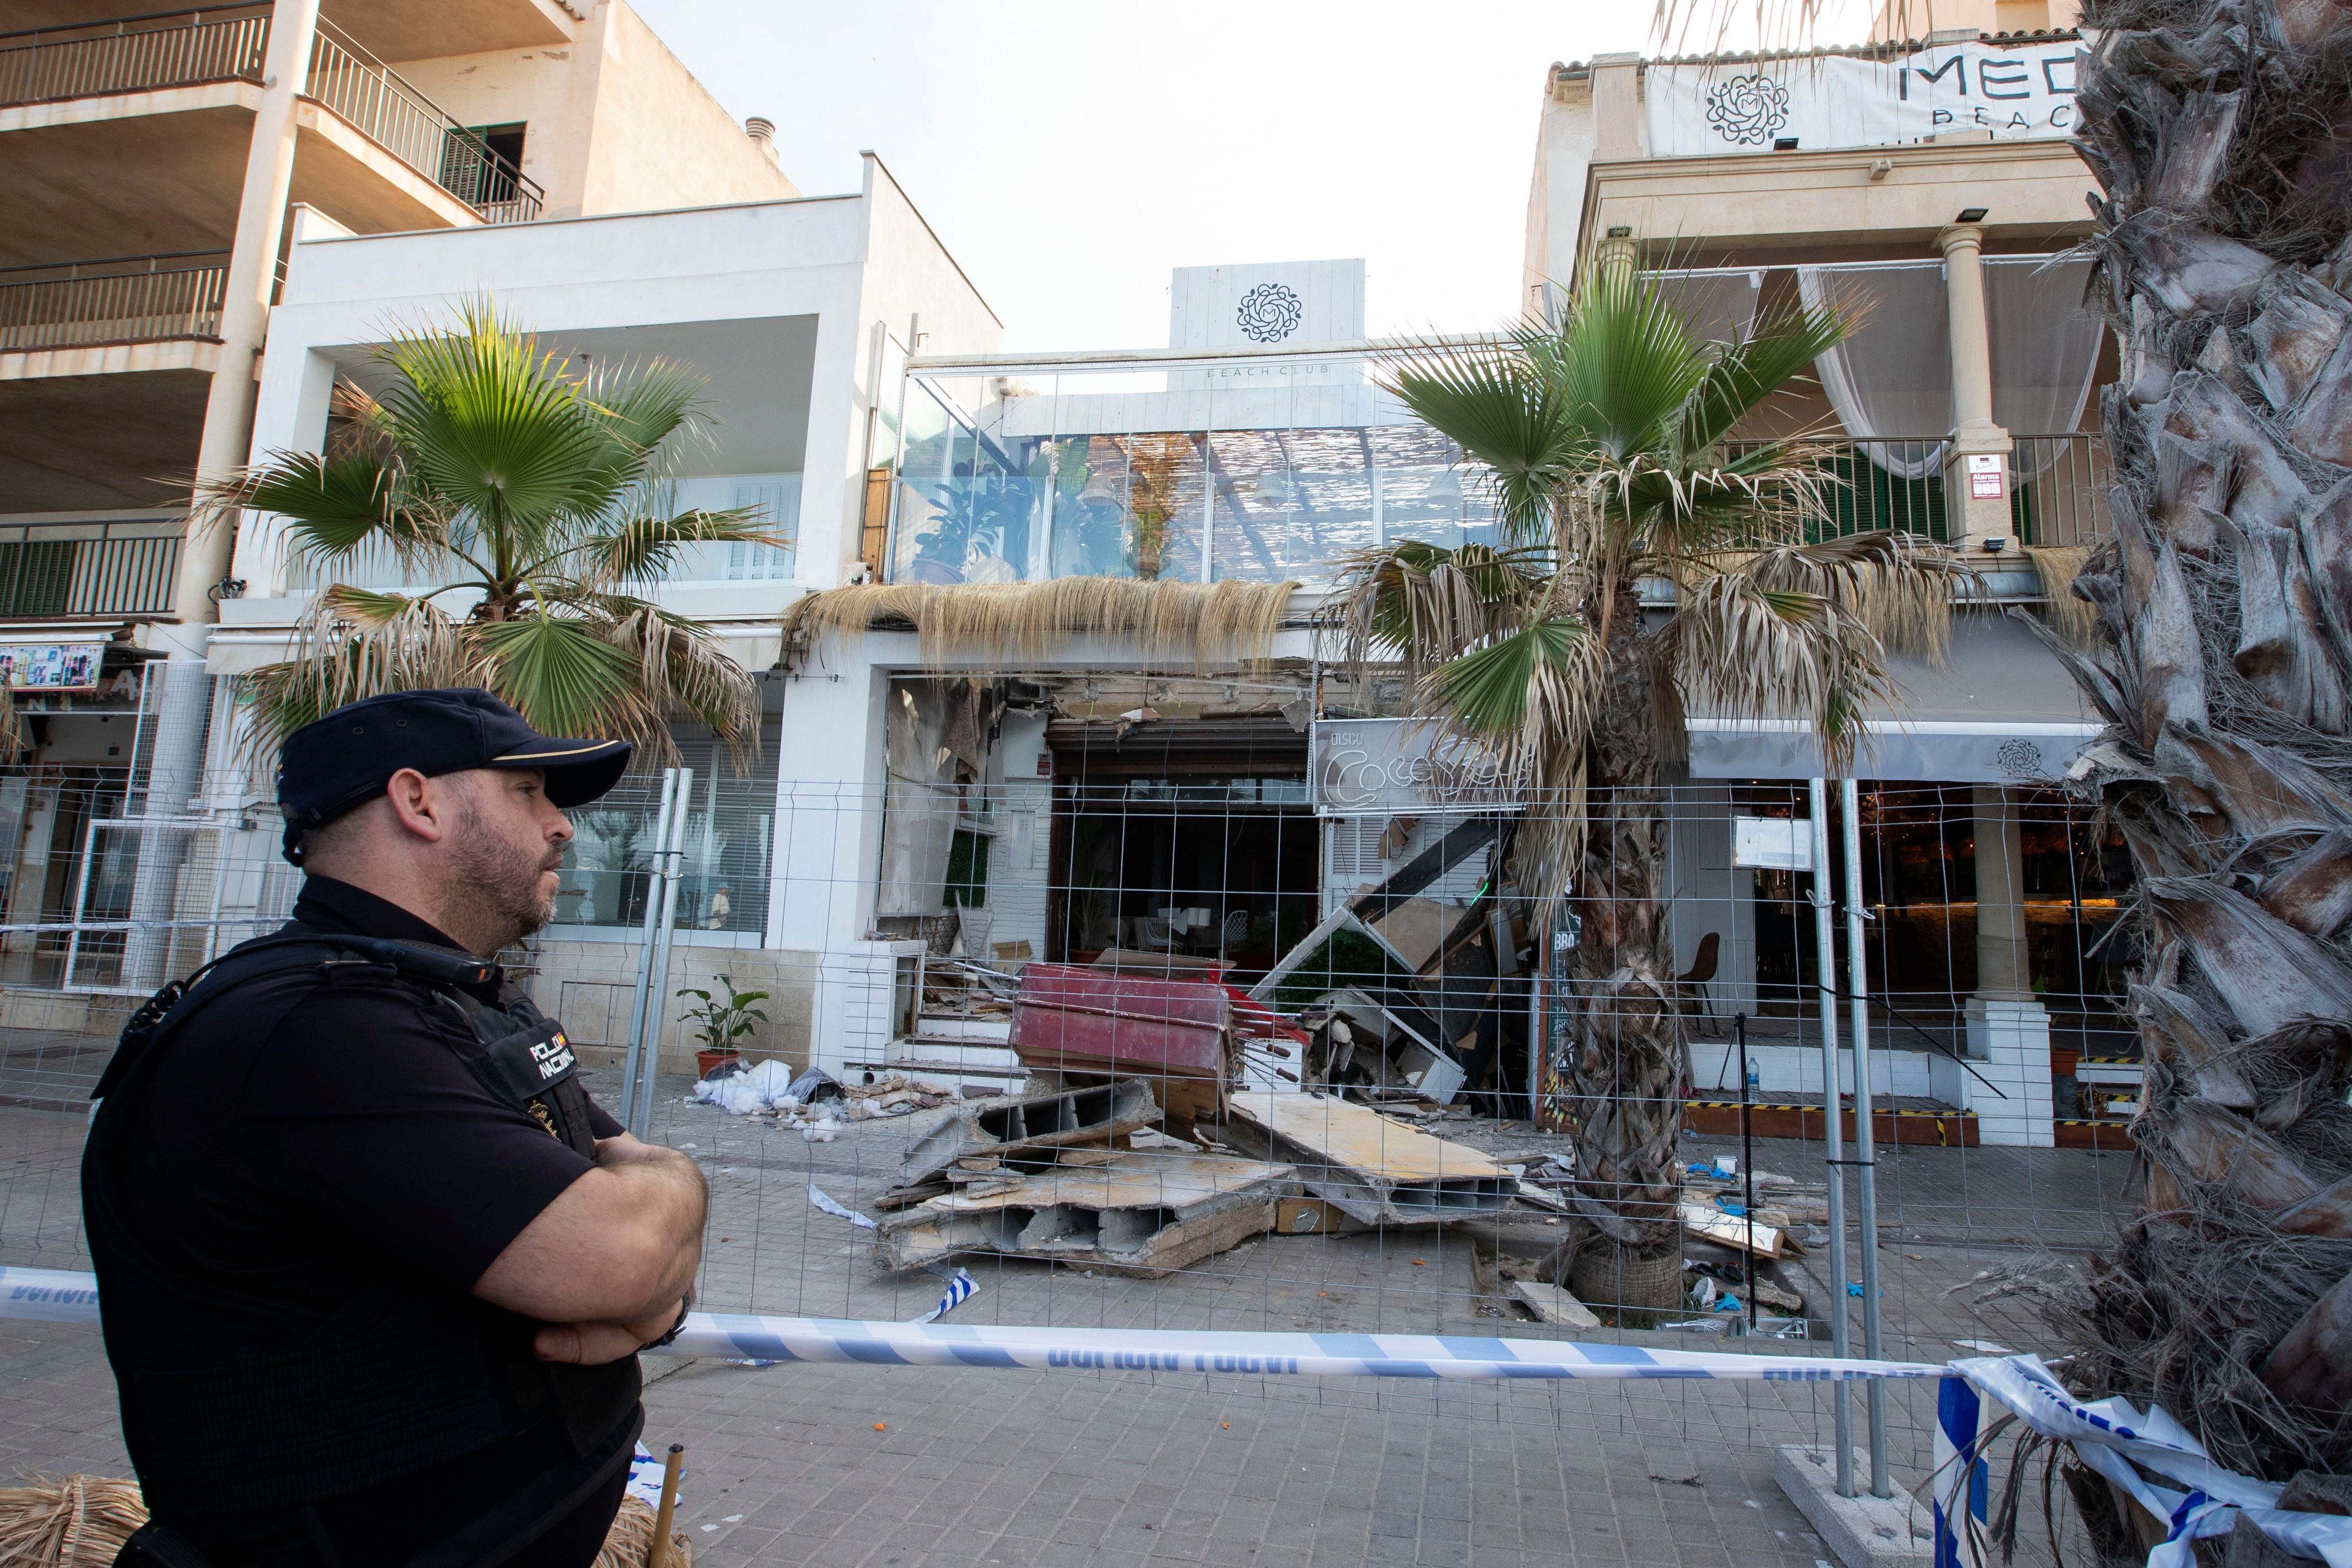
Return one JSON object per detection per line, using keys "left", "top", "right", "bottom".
{"left": 783, "top": 578, "right": 1302, "bottom": 674}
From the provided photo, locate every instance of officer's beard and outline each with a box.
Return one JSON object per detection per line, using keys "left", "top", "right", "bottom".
{"left": 448, "top": 808, "right": 561, "bottom": 953}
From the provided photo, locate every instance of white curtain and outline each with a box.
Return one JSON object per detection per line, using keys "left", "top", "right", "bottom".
{"left": 1648, "top": 268, "right": 1761, "bottom": 347}
{"left": 1798, "top": 263, "right": 1952, "bottom": 480}
{"left": 1984, "top": 257, "right": 2103, "bottom": 478}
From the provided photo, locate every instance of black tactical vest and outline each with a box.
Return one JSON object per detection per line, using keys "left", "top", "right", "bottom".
{"left": 82, "top": 929, "right": 643, "bottom": 1559}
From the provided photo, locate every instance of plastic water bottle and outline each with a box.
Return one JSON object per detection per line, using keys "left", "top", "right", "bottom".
{"left": 1745, "top": 1061, "right": 1761, "bottom": 1095}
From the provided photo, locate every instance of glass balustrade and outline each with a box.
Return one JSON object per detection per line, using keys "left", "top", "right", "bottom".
{"left": 887, "top": 356, "right": 1502, "bottom": 586}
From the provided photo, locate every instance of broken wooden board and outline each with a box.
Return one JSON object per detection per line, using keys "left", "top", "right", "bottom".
{"left": 900, "top": 1077, "right": 1160, "bottom": 1183}
{"left": 1272, "top": 1196, "right": 1373, "bottom": 1236}
{"left": 1222, "top": 1091, "right": 1514, "bottom": 1226}
{"left": 1677, "top": 1197, "right": 1790, "bottom": 1258}
{"left": 1511, "top": 1279, "right": 1602, "bottom": 1329}
{"left": 873, "top": 1149, "right": 1300, "bottom": 1276}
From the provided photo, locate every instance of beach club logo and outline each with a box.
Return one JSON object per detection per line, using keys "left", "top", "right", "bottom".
{"left": 1235, "top": 282, "right": 1305, "bottom": 344}
{"left": 1704, "top": 73, "right": 1793, "bottom": 146}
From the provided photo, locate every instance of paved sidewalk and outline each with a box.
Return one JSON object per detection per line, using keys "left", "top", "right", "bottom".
{"left": 0, "top": 1072, "right": 2119, "bottom": 1567}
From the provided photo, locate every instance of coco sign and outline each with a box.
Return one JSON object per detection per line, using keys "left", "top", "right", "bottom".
{"left": 1309, "top": 718, "right": 1525, "bottom": 818}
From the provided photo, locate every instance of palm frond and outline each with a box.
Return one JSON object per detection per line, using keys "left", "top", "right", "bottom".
{"left": 241, "top": 587, "right": 478, "bottom": 763}
{"left": 1378, "top": 343, "right": 1587, "bottom": 544}
{"left": 578, "top": 506, "right": 791, "bottom": 589}
{"left": 1666, "top": 571, "right": 1899, "bottom": 770}
{"left": 1523, "top": 257, "right": 1709, "bottom": 462}
{"left": 370, "top": 298, "right": 624, "bottom": 570}
{"left": 1731, "top": 528, "right": 1970, "bottom": 661}
{"left": 593, "top": 598, "right": 764, "bottom": 770}
{"left": 472, "top": 611, "right": 648, "bottom": 745}
{"left": 242, "top": 451, "right": 456, "bottom": 570}
{"left": 1317, "top": 541, "right": 1556, "bottom": 671}
{"left": 1422, "top": 616, "right": 1604, "bottom": 764}
{"left": 1676, "top": 290, "right": 1851, "bottom": 454}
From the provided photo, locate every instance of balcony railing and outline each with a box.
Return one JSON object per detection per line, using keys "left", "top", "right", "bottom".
{"left": 306, "top": 19, "right": 543, "bottom": 224}
{"left": 0, "top": 253, "right": 229, "bottom": 352}
{"left": 0, "top": 523, "right": 182, "bottom": 617}
{"left": 1724, "top": 433, "right": 2110, "bottom": 550}
{"left": 0, "top": 9, "right": 542, "bottom": 226}
{"left": 0, "top": 6, "right": 268, "bottom": 106}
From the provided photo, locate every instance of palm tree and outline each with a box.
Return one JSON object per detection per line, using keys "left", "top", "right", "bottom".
{"left": 2011, "top": 0, "right": 2352, "bottom": 1506}
{"left": 1323, "top": 256, "right": 1966, "bottom": 1312}
{"left": 205, "top": 299, "right": 789, "bottom": 762}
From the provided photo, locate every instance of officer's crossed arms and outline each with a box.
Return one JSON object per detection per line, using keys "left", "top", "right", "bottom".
{"left": 302, "top": 757, "right": 710, "bottom": 1365}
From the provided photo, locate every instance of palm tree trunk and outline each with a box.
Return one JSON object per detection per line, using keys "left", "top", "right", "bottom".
{"left": 2052, "top": 0, "right": 2352, "bottom": 1495}
{"left": 1546, "top": 582, "right": 1688, "bottom": 1311}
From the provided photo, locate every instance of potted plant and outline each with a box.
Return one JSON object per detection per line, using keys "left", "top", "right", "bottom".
{"left": 676, "top": 974, "right": 770, "bottom": 1077}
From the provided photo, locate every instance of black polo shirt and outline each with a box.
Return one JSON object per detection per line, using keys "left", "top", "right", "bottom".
{"left": 100, "top": 875, "right": 636, "bottom": 1566}
{"left": 113, "top": 876, "right": 622, "bottom": 1348}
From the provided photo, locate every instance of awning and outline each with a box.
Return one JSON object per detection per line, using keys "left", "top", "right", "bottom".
{"left": 1685, "top": 613, "right": 2102, "bottom": 783}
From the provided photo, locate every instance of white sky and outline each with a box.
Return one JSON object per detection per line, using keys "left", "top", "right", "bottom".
{"left": 627, "top": 1, "right": 1874, "bottom": 352}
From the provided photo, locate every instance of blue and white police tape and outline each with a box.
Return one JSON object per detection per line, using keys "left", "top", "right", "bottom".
{"left": 807, "top": 1183, "right": 975, "bottom": 1326}
{"left": 1936, "top": 1353, "right": 2352, "bottom": 1568}
{"left": 3, "top": 1262, "right": 1933, "bottom": 1379}
{"left": 19, "top": 1260, "right": 2352, "bottom": 1568}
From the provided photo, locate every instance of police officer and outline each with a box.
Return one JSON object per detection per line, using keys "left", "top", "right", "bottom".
{"left": 82, "top": 689, "right": 709, "bottom": 1568}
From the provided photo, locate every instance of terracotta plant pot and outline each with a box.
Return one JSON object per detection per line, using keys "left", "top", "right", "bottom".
{"left": 697, "top": 1050, "right": 743, "bottom": 1078}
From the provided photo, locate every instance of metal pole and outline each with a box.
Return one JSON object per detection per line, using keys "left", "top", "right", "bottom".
{"left": 1809, "top": 777, "right": 1855, "bottom": 1498}
{"left": 618, "top": 769, "right": 677, "bottom": 1129}
{"left": 1843, "top": 777, "right": 1891, "bottom": 1498}
{"left": 634, "top": 767, "right": 693, "bottom": 1139}
{"left": 1735, "top": 1010, "right": 1756, "bottom": 1335}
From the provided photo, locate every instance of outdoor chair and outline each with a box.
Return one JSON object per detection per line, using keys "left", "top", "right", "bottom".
{"left": 1133, "top": 916, "right": 1182, "bottom": 952}
{"left": 1676, "top": 932, "right": 1720, "bottom": 1018}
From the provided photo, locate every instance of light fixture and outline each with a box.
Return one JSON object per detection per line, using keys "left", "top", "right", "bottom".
{"left": 1605, "top": 225, "right": 1632, "bottom": 239}
{"left": 1956, "top": 206, "right": 1989, "bottom": 223}
{"left": 1773, "top": 136, "right": 1800, "bottom": 151}
{"left": 1980, "top": 535, "right": 2009, "bottom": 554}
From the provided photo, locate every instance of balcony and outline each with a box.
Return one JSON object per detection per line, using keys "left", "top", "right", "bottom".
{"left": 1726, "top": 432, "right": 2109, "bottom": 549}
{"left": 0, "top": 520, "right": 182, "bottom": 618}
{"left": 0, "top": 7, "right": 542, "bottom": 225}
{"left": 0, "top": 252, "right": 227, "bottom": 353}
{"left": 886, "top": 349, "right": 2111, "bottom": 587}
{"left": 888, "top": 354, "right": 1500, "bottom": 587}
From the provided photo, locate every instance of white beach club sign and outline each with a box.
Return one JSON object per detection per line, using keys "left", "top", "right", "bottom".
{"left": 1643, "top": 41, "right": 2082, "bottom": 157}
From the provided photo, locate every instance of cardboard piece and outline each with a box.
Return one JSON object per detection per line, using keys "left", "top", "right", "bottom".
{"left": 1222, "top": 1091, "right": 1515, "bottom": 1225}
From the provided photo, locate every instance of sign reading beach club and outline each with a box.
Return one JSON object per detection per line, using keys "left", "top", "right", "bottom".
{"left": 1644, "top": 41, "right": 2081, "bottom": 157}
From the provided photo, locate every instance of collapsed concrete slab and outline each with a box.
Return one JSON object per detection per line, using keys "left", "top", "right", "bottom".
{"left": 899, "top": 1077, "right": 1160, "bottom": 1183}
{"left": 873, "top": 1148, "right": 1300, "bottom": 1276}
{"left": 1221, "top": 1091, "right": 1515, "bottom": 1225}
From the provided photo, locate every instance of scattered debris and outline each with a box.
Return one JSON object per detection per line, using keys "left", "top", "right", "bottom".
{"left": 900, "top": 1077, "right": 1160, "bottom": 1183}
{"left": 1272, "top": 1196, "right": 1370, "bottom": 1235}
{"left": 1011, "top": 963, "right": 1235, "bottom": 1130}
{"left": 873, "top": 1148, "right": 1299, "bottom": 1275}
{"left": 1222, "top": 1091, "right": 1515, "bottom": 1225}
{"left": 1678, "top": 1197, "right": 1792, "bottom": 1258}
{"left": 1511, "top": 1279, "right": 1603, "bottom": 1328}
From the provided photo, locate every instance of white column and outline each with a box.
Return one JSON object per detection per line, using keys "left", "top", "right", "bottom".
{"left": 129, "top": 0, "right": 319, "bottom": 989}
{"left": 1964, "top": 786, "right": 2054, "bottom": 1145}
{"left": 174, "top": 0, "right": 321, "bottom": 634}
{"left": 1936, "top": 223, "right": 2014, "bottom": 550}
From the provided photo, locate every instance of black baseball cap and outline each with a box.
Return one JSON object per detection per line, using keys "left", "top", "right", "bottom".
{"left": 279, "top": 688, "right": 633, "bottom": 864}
